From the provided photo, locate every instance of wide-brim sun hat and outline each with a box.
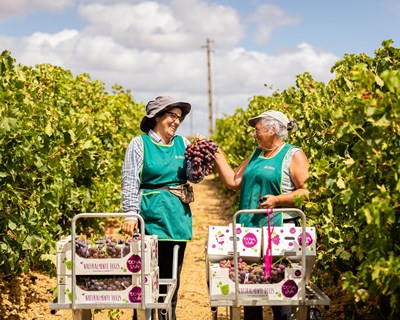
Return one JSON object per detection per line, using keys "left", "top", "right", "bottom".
{"left": 140, "top": 96, "right": 192, "bottom": 133}
{"left": 248, "top": 110, "right": 290, "bottom": 128}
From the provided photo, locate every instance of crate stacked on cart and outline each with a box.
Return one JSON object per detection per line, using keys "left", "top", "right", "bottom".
{"left": 206, "top": 220, "right": 317, "bottom": 303}
{"left": 56, "top": 233, "right": 159, "bottom": 305}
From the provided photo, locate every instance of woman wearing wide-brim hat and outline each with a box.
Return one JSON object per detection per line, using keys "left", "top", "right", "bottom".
{"left": 121, "top": 96, "right": 194, "bottom": 320}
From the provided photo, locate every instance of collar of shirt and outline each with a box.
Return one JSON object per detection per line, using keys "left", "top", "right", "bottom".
{"left": 148, "top": 129, "right": 176, "bottom": 144}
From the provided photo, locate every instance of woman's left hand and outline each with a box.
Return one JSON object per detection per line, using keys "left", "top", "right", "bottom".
{"left": 259, "top": 194, "right": 277, "bottom": 208}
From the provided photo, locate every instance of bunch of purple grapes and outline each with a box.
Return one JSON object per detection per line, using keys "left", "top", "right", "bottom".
{"left": 218, "top": 258, "right": 286, "bottom": 284}
{"left": 77, "top": 275, "right": 132, "bottom": 291}
{"left": 185, "top": 136, "right": 218, "bottom": 183}
{"left": 75, "top": 234, "right": 141, "bottom": 259}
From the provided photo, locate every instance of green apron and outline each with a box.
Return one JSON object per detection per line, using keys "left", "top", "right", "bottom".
{"left": 139, "top": 134, "right": 192, "bottom": 241}
{"left": 238, "top": 143, "right": 294, "bottom": 227}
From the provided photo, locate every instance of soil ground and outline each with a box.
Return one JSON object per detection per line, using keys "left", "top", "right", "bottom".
{"left": 1, "top": 175, "right": 345, "bottom": 320}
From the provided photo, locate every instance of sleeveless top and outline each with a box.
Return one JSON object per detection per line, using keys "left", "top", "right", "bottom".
{"left": 139, "top": 134, "right": 192, "bottom": 241}
{"left": 238, "top": 143, "right": 295, "bottom": 227}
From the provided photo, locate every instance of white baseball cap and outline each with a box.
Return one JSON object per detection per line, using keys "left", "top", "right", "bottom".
{"left": 248, "top": 110, "right": 290, "bottom": 128}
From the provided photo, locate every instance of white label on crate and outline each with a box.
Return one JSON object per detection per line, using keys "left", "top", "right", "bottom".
{"left": 84, "top": 294, "right": 124, "bottom": 302}
{"left": 238, "top": 287, "right": 274, "bottom": 296}
{"left": 82, "top": 262, "right": 121, "bottom": 270}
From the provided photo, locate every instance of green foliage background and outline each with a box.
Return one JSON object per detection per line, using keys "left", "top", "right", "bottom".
{"left": 212, "top": 40, "right": 400, "bottom": 318}
{"left": 0, "top": 50, "right": 144, "bottom": 274}
{"left": 1, "top": 40, "right": 399, "bottom": 318}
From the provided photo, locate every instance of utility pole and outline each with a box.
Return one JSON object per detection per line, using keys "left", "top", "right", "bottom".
{"left": 203, "top": 38, "right": 214, "bottom": 136}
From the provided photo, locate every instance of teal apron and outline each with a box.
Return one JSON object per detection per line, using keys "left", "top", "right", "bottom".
{"left": 238, "top": 143, "right": 294, "bottom": 227}
{"left": 139, "top": 134, "right": 192, "bottom": 241}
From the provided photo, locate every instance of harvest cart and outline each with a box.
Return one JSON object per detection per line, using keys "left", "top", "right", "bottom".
{"left": 206, "top": 208, "right": 331, "bottom": 320}
{"left": 49, "top": 212, "right": 179, "bottom": 320}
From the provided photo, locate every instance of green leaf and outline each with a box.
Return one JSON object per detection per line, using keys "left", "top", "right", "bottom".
{"left": 41, "top": 254, "right": 56, "bottom": 266}
{"left": 45, "top": 122, "right": 53, "bottom": 136}
{"left": 375, "top": 75, "right": 384, "bottom": 87}
{"left": 17, "top": 68, "right": 26, "bottom": 81}
{"left": 22, "top": 235, "right": 33, "bottom": 250}
{"left": 81, "top": 140, "right": 92, "bottom": 149}
{"left": 1, "top": 117, "right": 18, "bottom": 131}
{"left": 8, "top": 221, "right": 17, "bottom": 231}
{"left": 344, "top": 77, "right": 353, "bottom": 89}
{"left": 336, "top": 177, "right": 345, "bottom": 189}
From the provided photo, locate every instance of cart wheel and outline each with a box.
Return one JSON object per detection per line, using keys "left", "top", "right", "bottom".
{"left": 308, "top": 306, "right": 323, "bottom": 320}
{"left": 211, "top": 307, "right": 218, "bottom": 320}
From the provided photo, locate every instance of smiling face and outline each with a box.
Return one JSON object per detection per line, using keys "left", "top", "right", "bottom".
{"left": 252, "top": 119, "right": 282, "bottom": 152}
{"left": 253, "top": 120, "right": 273, "bottom": 145}
{"left": 153, "top": 107, "right": 183, "bottom": 143}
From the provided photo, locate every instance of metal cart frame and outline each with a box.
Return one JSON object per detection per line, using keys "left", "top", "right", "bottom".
{"left": 208, "top": 208, "right": 331, "bottom": 320}
{"left": 49, "top": 212, "right": 179, "bottom": 320}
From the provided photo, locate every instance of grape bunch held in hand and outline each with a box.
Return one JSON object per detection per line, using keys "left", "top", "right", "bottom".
{"left": 185, "top": 135, "right": 218, "bottom": 183}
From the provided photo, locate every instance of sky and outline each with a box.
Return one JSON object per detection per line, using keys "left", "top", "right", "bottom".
{"left": 1, "top": 0, "right": 399, "bottom": 137}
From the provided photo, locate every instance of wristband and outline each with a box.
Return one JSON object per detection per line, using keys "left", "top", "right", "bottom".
{"left": 123, "top": 212, "right": 139, "bottom": 221}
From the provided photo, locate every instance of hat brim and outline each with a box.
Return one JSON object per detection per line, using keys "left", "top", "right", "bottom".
{"left": 140, "top": 102, "right": 191, "bottom": 133}
{"left": 248, "top": 115, "right": 262, "bottom": 127}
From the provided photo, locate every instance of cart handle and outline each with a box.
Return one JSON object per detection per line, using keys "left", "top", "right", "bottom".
{"left": 232, "top": 208, "right": 307, "bottom": 307}
{"left": 71, "top": 213, "right": 147, "bottom": 310}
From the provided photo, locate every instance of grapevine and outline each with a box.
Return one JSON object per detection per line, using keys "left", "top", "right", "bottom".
{"left": 185, "top": 135, "right": 218, "bottom": 183}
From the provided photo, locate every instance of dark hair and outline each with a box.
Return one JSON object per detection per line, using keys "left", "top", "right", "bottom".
{"left": 147, "top": 118, "right": 157, "bottom": 131}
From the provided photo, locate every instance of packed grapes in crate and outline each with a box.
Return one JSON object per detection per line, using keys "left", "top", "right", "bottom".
{"left": 75, "top": 234, "right": 141, "bottom": 259}
{"left": 76, "top": 275, "right": 132, "bottom": 291}
{"left": 185, "top": 135, "right": 218, "bottom": 183}
{"left": 218, "top": 258, "right": 288, "bottom": 284}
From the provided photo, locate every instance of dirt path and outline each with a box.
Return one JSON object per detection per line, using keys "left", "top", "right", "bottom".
{"left": 176, "top": 174, "right": 235, "bottom": 320}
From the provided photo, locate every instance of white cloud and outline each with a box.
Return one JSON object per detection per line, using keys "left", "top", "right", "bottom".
{"left": 0, "top": 30, "right": 79, "bottom": 67}
{"left": 249, "top": 4, "right": 301, "bottom": 44}
{"left": 0, "top": 0, "right": 73, "bottom": 21}
{"left": 212, "top": 44, "right": 336, "bottom": 94}
{"left": 78, "top": 0, "right": 244, "bottom": 51}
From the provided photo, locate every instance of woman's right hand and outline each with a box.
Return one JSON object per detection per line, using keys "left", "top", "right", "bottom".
{"left": 122, "top": 219, "right": 138, "bottom": 235}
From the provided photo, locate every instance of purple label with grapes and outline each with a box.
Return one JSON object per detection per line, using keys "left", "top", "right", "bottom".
{"left": 127, "top": 254, "right": 142, "bottom": 273}
{"left": 297, "top": 232, "right": 313, "bottom": 247}
{"left": 128, "top": 286, "right": 142, "bottom": 302}
{"left": 281, "top": 279, "right": 298, "bottom": 298}
{"left": 242, "top": 232, "right": 258, "bottom": 248}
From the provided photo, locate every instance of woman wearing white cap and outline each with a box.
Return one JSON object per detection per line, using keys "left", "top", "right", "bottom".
{"left": 121, "top": 96, "right": 194, "bottom": 320}
{"left": 214, "top": 109, "right": 310, "bottom": 320}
